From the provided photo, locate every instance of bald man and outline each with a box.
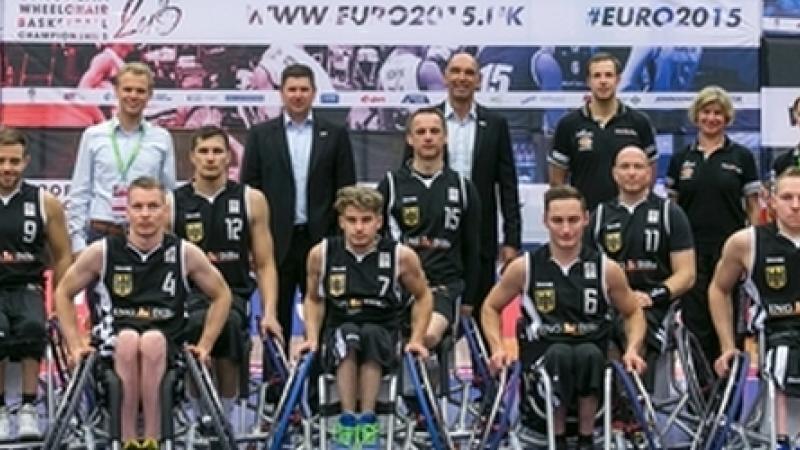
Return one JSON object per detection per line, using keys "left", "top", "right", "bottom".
{"left": 585, "top": 145, "right": 695, "bottom": 389}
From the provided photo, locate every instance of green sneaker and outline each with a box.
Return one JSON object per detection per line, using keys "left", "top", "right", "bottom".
{"left": 333, "top": 413, "right": 357, "bottom": 450}
{"left": 357, "top": 413, "right": 380, "bottom": 450}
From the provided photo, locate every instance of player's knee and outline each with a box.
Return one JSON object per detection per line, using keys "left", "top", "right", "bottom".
{"left": 114, "top": 330, "right": 141, "bottom": 363}
{"left": 139, "top": 331, "right": 167, "bottom": 364}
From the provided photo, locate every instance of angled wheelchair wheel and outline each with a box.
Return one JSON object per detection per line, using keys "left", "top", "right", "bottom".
{"left": 184, "top": 348, "right": 239, "bottom": 450}
{"left": 267, "top": 351, "right": 314, "bottom": 450}
{"left": 404, "top": 352, "right": 454, "bottom": 450}
{"left": 480, "top": 361, "right": 522, "bottom": 450}
{"left": 611, "top": 361, "right": 661, "bottom": 450}
{"left": 42, "top": 352, "right": 98, "bottom": 449}
{"left": 703, "top": 352, "right": 749, "bottom": 450}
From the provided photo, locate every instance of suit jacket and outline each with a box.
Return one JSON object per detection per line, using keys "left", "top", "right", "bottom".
{"left": 241, "top": 113, "right": 356, "bottom": 264}
{"left": 403, "top": 102, "right": 521, "bottom": 258}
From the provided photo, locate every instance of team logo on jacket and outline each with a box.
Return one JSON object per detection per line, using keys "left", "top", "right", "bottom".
{"left": 112, "top": 273, "right": 133, "bottom": 297}
{"left": 402, "top": 206, "right": 420, "bottom": 227}
{"left": 604, "top": 231, "right": 622, "bottom": 253}
{"left": 534, "top": 288, "right": 556, "bottom": 313}
{"left": 576, "top": 129, "right": 593, "bottom": 151}
{"left": 766, "top": 265, "right": 787, "bottom": 290}
{"left": 328, "top": 273, "right": 346, "bottom": 297}
{"left": 185, "top": 222, "right": 204, "bottom": 243}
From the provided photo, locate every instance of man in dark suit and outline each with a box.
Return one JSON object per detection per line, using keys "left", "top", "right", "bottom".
{"left": 242, "top": 63, "right": 356, "bottom": 349}
{"left": 406, "top": 52, "right": 521, "bottom": 320}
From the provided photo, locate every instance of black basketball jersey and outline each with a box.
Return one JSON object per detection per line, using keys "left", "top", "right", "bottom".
{"left": 520, "top": 245, "right": 610, "bottom": 344}
{"left": 747, "top": 224, "right": 800, "bottom": 338}
{"left": 320, "top": 236, "right": 403, "bottom": 326}
{"left": 93, "top": 234, "right": 188, "bottom": 356}
{"left": 172, "top": 181, "right": 254, "bottom": 299}
{"left": 589, "top": 193, "right": 688, "bottom": 296}
{"left": 382, "top": 165, "right": 471, "bottom": 286}
{"left": 0, "top": 182, "right": 47, "bottom": 287}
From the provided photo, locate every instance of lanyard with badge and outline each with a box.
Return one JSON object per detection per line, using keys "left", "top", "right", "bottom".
{"left": 109, "top": 123, "right": 143, "bottom": 222}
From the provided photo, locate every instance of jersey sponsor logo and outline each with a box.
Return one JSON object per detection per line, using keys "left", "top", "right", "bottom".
{"left": 0, "top": 251, "right": 35, "bottom": 262}
{"left": 614, "top": 127, "right": 638, "bottom": 137}
{"left": 379, "top": 252, "right": 391, "bottom": 269}
{"left": 185, "top": 221, "right": 204, "bottom": 243}
{"left": 112, "top": 273, "right": 133, "bottom": 297}
{"left": 228, "top": 199, "right": 240, "bottom": 214}
{"left": 679, "top": 161, "right": 695, "bottom": 180}
{"left": 23, "top": 202, "right": 36, "bottom": 217}
{"left": 584, "top": 261, "right": 597, "bottom": 279}
{"left": 720, "top": 162, "right": 743, "bottom": 174}
{"left": 448, "top": 187, "right": 459, "bottom": 203}
{"left": 767, "top": 303, "right": 794, "bottom": 316}
{"left": 165, "top": 245, "right": 177, "bottom": 263}
{"left": 604, "top": 231, "right": 622, "bottom": 253}
{"left": 766, "top": 264, "right": 787, "bottom": 290}
{"left": 534, "top": 288, "right": 556, "bottom": 313}
{"left": 402, "top": 205, "right": 420, "bottom": 227}
{"left": 348, "top": 298, "right": 362, "bottom": 310}
{"left": 576, "top": 129, "right": 593, "bottom": 151}
{"left": 328, "top": 273, "right": 346, "bottom": 297}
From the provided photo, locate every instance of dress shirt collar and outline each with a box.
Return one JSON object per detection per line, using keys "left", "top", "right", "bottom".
{"left": 110, "top": 115, "right": 146, "bottom": 134}
{"left": 283, "top": 112, "right": 314, "bottom": 128}
{"left": 444, "top": 101, "right": 477, "bottom": 121}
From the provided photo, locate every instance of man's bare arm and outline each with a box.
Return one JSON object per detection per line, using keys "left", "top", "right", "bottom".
{"left": 709, "top": 230, "right": 750, "bottom": 355}
{"left": 44, "top": 192, "right": 72, "bottom": 286}
{"left": 606, "top": 260, "right": 646, "bottom": 356}
{"left": 54, "top": 243, "right": 103, "bottom": 357}
{"left": 397, "top": 245, "right": 432, "bottom": 348}
{"left": 247, "top": 188, "right": 280, "bottom": 337}
{"left": 481, "top": 256, "right": 526, "bottom": 356}
{"left": 302, "top": 244, "right": 325, "bottom": 348}
{"left": 664, "top": 248, "right": 696, "bottom": 299}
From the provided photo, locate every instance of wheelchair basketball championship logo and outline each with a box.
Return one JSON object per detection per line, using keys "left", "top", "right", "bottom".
{"left": 534, "top": 288, "right": 556, "bottom": 314}
{"left": 766, "top": 264, "right": 787, "bottom": 290}
{"left": 328, "top": 273, "right": 346, "bottom": 297}
{"left": 604, "top": 231, "right": 622, "bottom": 253}
{"left": 185, "top": 221, "right": 204, "bottom": 243}
{"left": 113, "top": 272, "right": 133, "bottom": 297}
{"left": 402, "top": 205, "right": 420, "bottom": 227}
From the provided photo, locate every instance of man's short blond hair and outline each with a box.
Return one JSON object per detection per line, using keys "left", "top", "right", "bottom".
{"left": 114, "top": 62, "right": 155, "bottom": 90}
{"left": 334, "top": 186, "right": 383, "bottom": 215}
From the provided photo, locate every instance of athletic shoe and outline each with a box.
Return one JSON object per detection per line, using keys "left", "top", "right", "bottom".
{"left": 357, "top": 413, "right": 380, "bottom": 450}
{"left": 17, "top": 404, "right": 41, "bottom": 438}
{"left": 0, "top": 408, "right": 10, "bottom": 441}
{"left": 332, "top": 413, "right": 357, "bottom": 450}
{"left": 140, "top": 437, "right": 159, "bottom": 450}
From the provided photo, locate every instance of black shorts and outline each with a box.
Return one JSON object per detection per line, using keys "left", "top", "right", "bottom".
{"left": 322, "top": 322, "right": 398, "bottom": 373}
{"left": 519, "top": 340, "right": 605, "bottom": 431}
{"left": 0, "top": 284, "right": 47, "bottom": 360}
{"left": 431, "top": 280, "right": 464, "bottom": 326}
{"left": 183, "top": 293, "right": 248, "bottom": 364}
